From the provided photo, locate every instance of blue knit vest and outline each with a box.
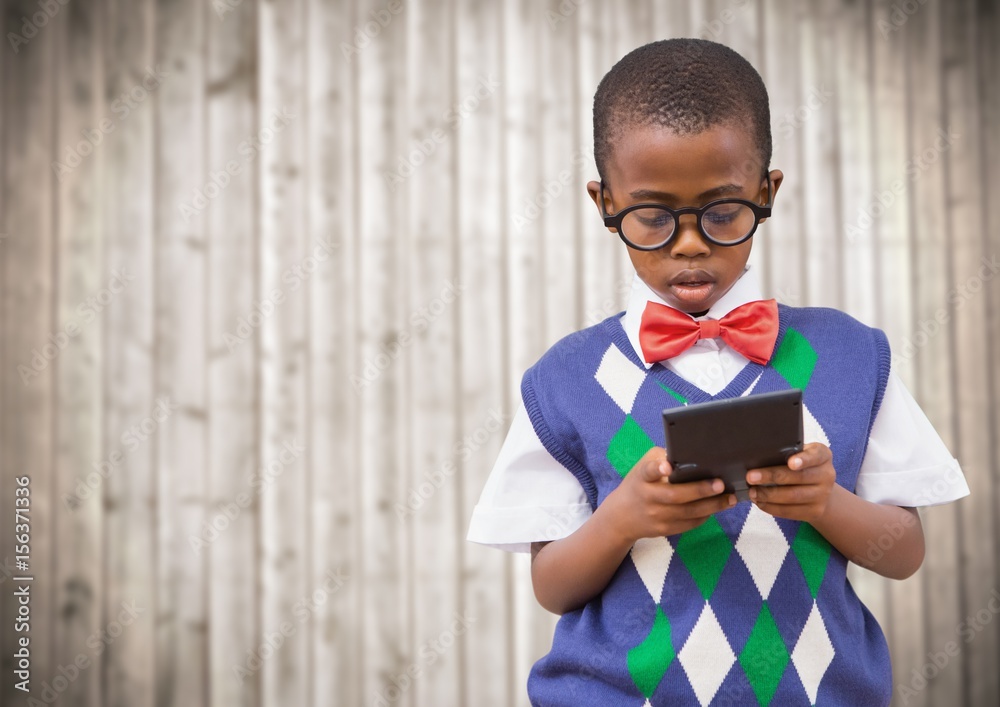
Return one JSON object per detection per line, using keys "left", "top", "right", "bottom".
{"left": 522, "top": 304, "right": 893, "bottom": 707}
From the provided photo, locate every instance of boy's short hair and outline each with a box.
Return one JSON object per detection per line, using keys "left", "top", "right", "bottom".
{"left": 593, "top": 38, "right": 771, "bottom": 182}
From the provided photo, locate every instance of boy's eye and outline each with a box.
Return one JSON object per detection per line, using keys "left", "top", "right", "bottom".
{"left": 705, "top": 207, "right": 740, "bottom": 225}
{"left": 633, "top": 210, "right": 674, "bottom": 229}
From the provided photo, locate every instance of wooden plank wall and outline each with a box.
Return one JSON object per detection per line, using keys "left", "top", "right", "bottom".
{"left": 0, "top": 1, "right": 997, "bottom": 705}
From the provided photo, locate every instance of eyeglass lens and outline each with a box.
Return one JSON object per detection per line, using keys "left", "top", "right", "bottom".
{"left": 620, "top": 203, "right": 757, "bottom": 246}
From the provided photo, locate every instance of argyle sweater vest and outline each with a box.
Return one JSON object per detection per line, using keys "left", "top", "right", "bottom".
{"left": 522, "top": 304, "right": 893, "bottom": 707}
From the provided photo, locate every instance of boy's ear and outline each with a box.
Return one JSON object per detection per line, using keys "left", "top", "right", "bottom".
{"left": 587, "top": 180, "right": 618, "bottom": 233}
{"left": 758, "top": 169, "right": 784, "bottom": 223}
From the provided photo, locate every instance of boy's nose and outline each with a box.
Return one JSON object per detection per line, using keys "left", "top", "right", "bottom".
{"left": 668, "top": 214, "right": 711, "bottom": 257}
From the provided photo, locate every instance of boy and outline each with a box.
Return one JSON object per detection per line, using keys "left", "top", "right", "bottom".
{"left": 467, "top": 39, "right": 969, "bottom": 706}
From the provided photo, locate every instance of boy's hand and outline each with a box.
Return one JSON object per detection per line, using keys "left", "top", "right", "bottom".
{"left": 745, "top": 442, "right": 836, "bottom": 523}
{"left": 606, "top": 446, "right": 736, "bottom": 544}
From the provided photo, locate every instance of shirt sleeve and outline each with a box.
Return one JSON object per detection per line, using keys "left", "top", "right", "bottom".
{"left": 466, "top": 400, "right": 593, "bottom": 553}
{"left": 855, "top": 370, "right": 970, "bottom": 507}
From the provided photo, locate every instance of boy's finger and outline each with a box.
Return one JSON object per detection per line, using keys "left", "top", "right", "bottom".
{"left": 786, "top": 442, "right": 831, "bottom": 471}
{"left": 750, "top": 499, "right": 815, "bottom": 520}
{"left": 745, "top": 464, "right": 793, "bottom": 486}
{"left": 660, "top": 477, "right": 726, "bottom": 504}
{"left": 639, "top": 448, "right": 669, "bottom": 482}
{"left": 747, "top": 465, "right": 824, "bottom": 486}
{"left": 749, "top": 483, "right": 818, "bottom": 505}
{"left": 676, "top": 492, "right": 738, "bottom": 519}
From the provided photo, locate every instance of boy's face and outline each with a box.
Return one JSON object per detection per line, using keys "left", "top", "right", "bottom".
{"left": 588, "top": 123, "right": 783, "bottom": 314}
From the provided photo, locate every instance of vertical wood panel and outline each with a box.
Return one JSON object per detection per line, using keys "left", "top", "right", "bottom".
{"left": 979, "top": 5, "right": 1000, "bottom": 680}
{"left": 53, "top": 1, "right": 104, "bottom": 705}
{"left": 405, "top": 0, "right": 464, "bottom": 703}
{"left": 258, "top": 0, "right": 310, "bottom": 705}
{"left": 578, "top": 0, "right": 624, "bottom": 322}
{"left": 761, "top": 0, "right": 808, "bottom": 308}
{"left": 154, "top": 0, "right": 207, "bottom": 705}
{"left": 943, "top": 0, "right": 999, "bottom": 703}
{"left": 205, "top": 1, "right": 260, "bottom": 705}
{"left": 540, "top": 0, "right": 581, "bottom": 342}
{"left": 802, "top": 0, "right": 842, "bottom": 309}
{"left": 837, "top": 0, "right": 877, "bottom": 327}
{"left": 1, "top": 0, "right": 56, "bottom": 702}
{"left": 355, "top": 0, "right": 407, "bottom": 701}
{"left": 456, "top": 1, "right": 511, "bottom": 706}
{"left": 905, "top": 1, "right": 967, "bottom": 704}
{"left": 305, "top": 0, "right": 358, "bottom": 704}
{"left": 0, "top": 2, "right": 7, "bottom": 698}
{"left": 103, "top": 0, "right": 156, "bottom": 704}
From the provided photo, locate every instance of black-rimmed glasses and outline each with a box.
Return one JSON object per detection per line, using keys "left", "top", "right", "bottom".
{"left": 599, "top": 176, "right": 773, "bottom": 250}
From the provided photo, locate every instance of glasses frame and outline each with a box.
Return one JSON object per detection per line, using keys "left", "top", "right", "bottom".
{"left": 599, "top": 175, "right": 774, "bottom": 250}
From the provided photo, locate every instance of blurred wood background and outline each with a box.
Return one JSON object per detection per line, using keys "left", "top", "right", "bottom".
{"left": 0, "top": 0, "right": 998, "bottom": 705}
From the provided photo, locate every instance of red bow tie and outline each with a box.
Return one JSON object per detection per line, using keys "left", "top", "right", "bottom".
{"left": 638, "top": 299, "right": 779, "bottom": 365}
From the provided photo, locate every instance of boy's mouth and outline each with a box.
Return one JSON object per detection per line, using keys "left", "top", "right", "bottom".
{"left": 668, "top": 269, "right": 717, "bottom": 305}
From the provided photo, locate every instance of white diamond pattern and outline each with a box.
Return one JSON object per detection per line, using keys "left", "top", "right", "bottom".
{"left": 678, "top": 602, "right": 736, "bottom": 706}
{"left": 735, "top": 504, "right": 790, "bottom": 600}
{"left": 802, "top": 401, "right": 829, "bottom": 447}
{"left": 630, "top": 536, "right": 674, "bottom": 603}
{"left": 791, "top": 601, "right": 835, "bottom": 704}
{"left": 594, "top": 343, "right": 646, "bottom": 414}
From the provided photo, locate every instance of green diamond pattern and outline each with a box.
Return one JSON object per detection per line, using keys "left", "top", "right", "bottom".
{"left": 738, "top": 602, "right": 790, "bottom": 705}
{"left": 770, "top": 327, "right": 817, "bottom": 390}
{"left": 627, "top": 605, "right": 674, "bottom": 698}
{"left": 675, "top": 516, "right": 733, "bottom": 599}
{"left": 607, "top": 415, "right": 655, "bottom": 478}
{"left": 657, "top": 381, "right": 688, "bottom": 405}
{"left": 791, "top": 523, "right": 833, "bottom": 597}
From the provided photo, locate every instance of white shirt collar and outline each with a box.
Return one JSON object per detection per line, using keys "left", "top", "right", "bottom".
{"left": 621, "top": 265, "right": 765, "bottom": 369}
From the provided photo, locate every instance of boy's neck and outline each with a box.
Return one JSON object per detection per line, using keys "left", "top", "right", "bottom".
{"left": 689, "top": 309, "right": 709, "bottom": 318}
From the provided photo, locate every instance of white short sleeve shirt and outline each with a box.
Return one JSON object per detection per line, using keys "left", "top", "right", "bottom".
{"left": 466, "top": 266, "right": 970, "bottom": 553}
